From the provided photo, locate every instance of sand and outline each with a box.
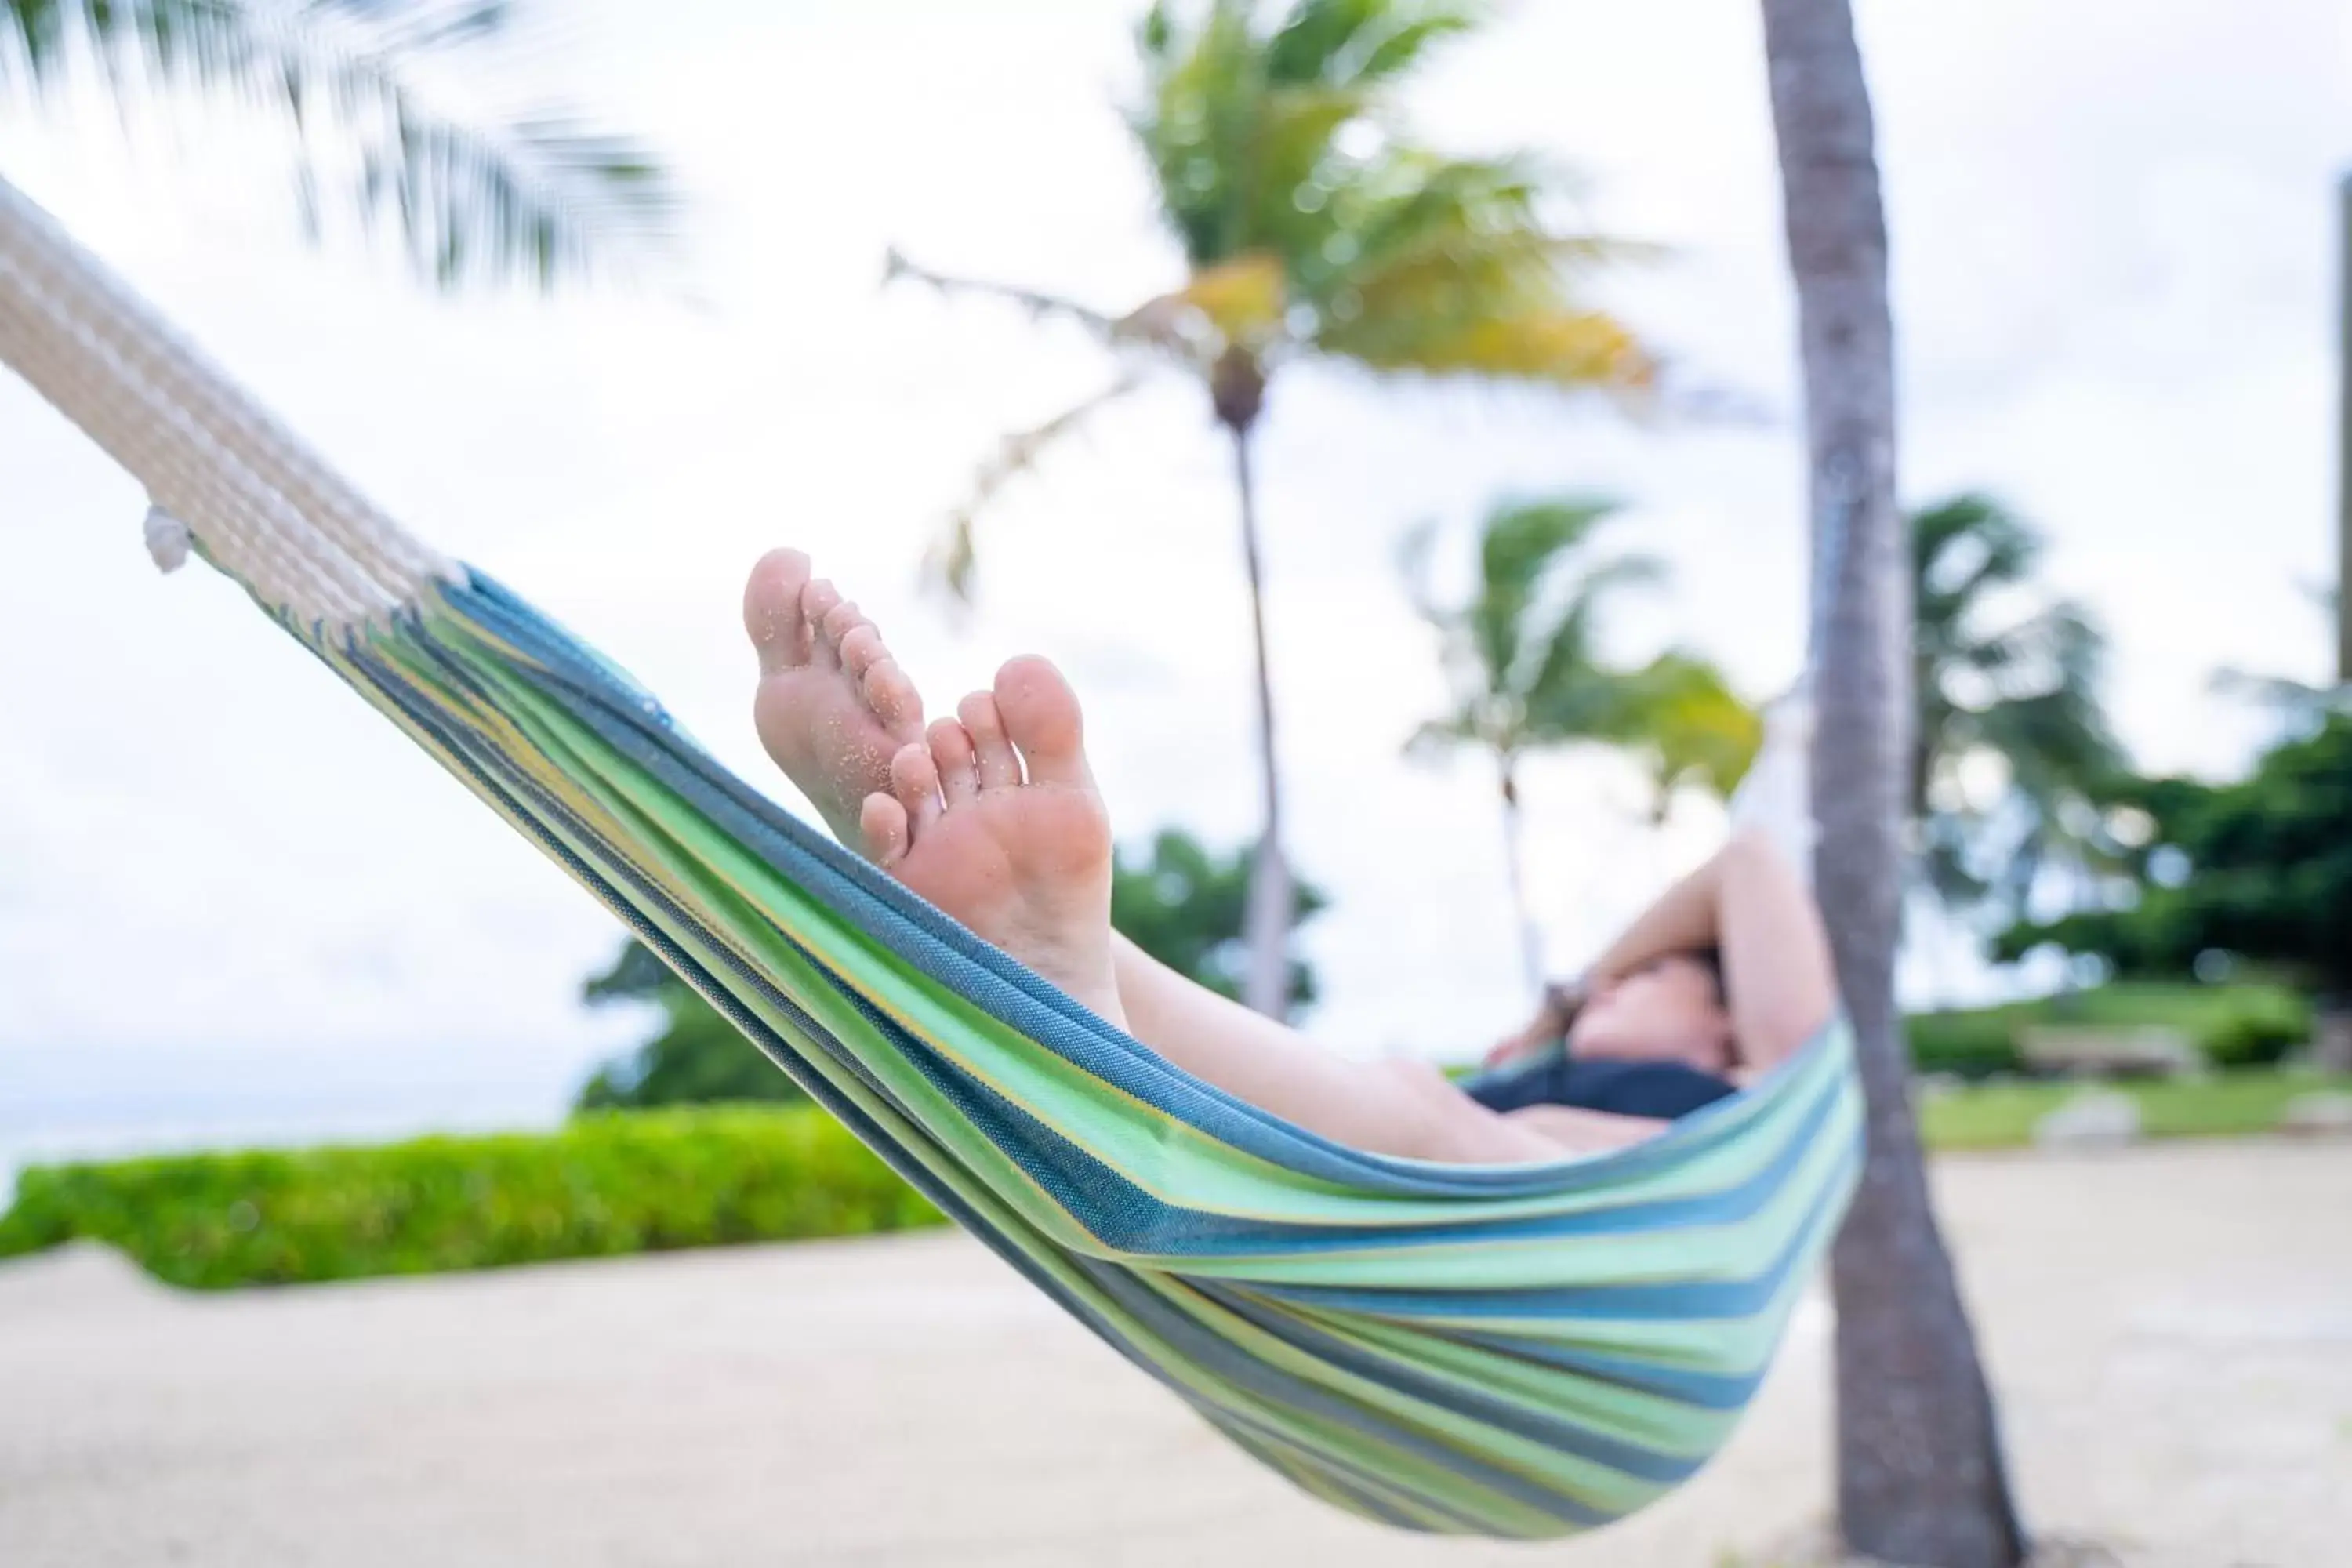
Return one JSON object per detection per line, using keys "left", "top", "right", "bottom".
{"left": 2, "top": 1139, "right": 2347, "bottom": 1566}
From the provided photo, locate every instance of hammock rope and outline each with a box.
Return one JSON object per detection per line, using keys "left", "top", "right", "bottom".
{"left": 0, "top": 171, "right": 1861, "bottom": 1539}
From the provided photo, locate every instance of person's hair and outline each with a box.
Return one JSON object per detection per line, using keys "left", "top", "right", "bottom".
{"left": 1686, "top": 946, "right": 1728, "bottom": 1011}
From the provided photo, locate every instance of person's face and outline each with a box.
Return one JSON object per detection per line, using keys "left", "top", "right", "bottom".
{"left": 1568, "top": 954, "right": 1734, "bottom": 1070}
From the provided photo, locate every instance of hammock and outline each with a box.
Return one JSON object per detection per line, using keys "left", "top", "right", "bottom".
{"left": 0, "top": 172, "right": 1861, "bottom": 1539}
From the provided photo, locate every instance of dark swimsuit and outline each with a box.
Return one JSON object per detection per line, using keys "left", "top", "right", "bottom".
{"left": 1461, "top": 1051, "right": 1737, "bottom": 1121}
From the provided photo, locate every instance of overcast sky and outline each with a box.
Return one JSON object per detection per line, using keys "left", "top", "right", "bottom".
{"left": 2, "top": 0, "right": 2344, "bottom": 1159}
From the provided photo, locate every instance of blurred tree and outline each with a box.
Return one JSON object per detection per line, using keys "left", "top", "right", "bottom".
{"left": 1995, "top": 714, "right": 2352, "bottom": 1069}
{"left": 1911, "top": 494, "right": 2129, "bottom": 927}
{"left": 1401, "top": 495, "right": 1756, "bottom": 990}
{"left": 579, "top": 827, "right": 1331, "bottom": 1108}
{"left": 1757, "top": 2, "right": 2026, "bottom": 1562}
{"left": 576, "top": 941, "right": 797, "bottom": 1110}
{"left": 2211, "top": 586, "right": 2347, "bottom": 740}
{"left": 891, "top": 0, "right": 1653, "bottom": 1017}
{"left": 1110, "top": 829, "right": 1329, "bottom": 1020}
{"left": 0, "top": 1, "right": 675, "bottom": 289}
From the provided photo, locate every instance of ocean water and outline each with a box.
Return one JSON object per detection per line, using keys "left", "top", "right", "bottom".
{"left": 0, "top": 1040, "right": 599, "bottom": 1203}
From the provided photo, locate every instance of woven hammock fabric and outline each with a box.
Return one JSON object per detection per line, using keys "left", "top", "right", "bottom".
{"left": 0, "top": 172, "right": 1862, "bottom": 1538}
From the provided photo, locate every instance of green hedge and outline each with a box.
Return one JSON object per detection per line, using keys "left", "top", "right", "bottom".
{"left": 1907, "top": 982, "right": 2311, "bottom": 1080}
{"left": 7, "top": 1069, "right": 2343, "bottom": 1291}
{"left": 0, "top": 1107, "right": 943, "bottom": 1290}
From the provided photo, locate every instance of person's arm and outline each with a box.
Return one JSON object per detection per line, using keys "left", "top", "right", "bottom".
{"left": 1588, "top": 828, "right": 1838, "bottom": 1076}
{"left": 1715, "top": 829, "right": 1838, "bottom": 1074}
{"left": 1584, "top": 848, "right": 1733, "bottom": 988}
{"left": 1489, "top": 845, "right": 1761, "bottom": 1069}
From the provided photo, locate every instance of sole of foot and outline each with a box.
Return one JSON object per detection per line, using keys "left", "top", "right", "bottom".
{"left": 860, "top": 655, "right": 1126, "bottom": 1029}
{"left": 745, "top": 547, "right": 924, "bottom": 849}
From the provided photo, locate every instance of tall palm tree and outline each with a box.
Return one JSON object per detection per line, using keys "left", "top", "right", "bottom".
{"left": 1912, "top": 493, "right": 2127, "bottom": 925}
{"left": 1756, "top": 2, "right": 2027, "bottom": 1563}
{"left": 1, "top": 2, "right": 674, "bottom": 289}
{"left": 891, "top": 0, "right": 1653, "bottom": 1015}
{"left": 1402, "top": 497, "right": 1756, "bottom": 991}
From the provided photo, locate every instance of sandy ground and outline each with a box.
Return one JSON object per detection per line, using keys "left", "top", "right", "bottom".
{"left": 2, "top": 1141, "right": 2347, "bottom": 1567}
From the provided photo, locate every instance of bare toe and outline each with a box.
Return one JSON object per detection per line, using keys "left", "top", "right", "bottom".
{"left": 862, "top": 657, "right": 921, "bottom": 735}
{"left": 837, "top": 622, "right": 885, "bottom": 680}
{"left": 959, "top": 692, "right": 1022, "bottom": 789}
{"left": 889, "top": 740, "right": 943, "bottom": 831}
{"left": 744, "top": 549, "right": 814, "bottom": 672}
{"left": 860, "top": 791, "right": 909, "bottom": 866}
{"left": 803, "top": 579, "right": 844, "bottom": 669}
{"left": 820, "top": 598, "right": 865, "bottom": 655}
{"left": 993, "top": 655, "right": 1088, "bottom": 786}
{"left": 928, "top": 718, "right": 979, "bottom": 803}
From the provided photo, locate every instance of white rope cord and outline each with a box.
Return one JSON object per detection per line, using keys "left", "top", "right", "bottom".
{"left": 0, "top": 173, "right": 456, "bottom": 626}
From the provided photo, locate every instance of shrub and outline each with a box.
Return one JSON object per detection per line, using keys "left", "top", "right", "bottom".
{"left": 1904, "top": 982, "right": 2313, "bottom": 1079}
{"left": 0, "top": 1107, "right": 942, "bottom": 1290}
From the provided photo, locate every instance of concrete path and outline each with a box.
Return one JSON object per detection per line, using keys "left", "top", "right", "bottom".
{"left": 3, "top": 1141, "right": 2348, "bottom": 1566}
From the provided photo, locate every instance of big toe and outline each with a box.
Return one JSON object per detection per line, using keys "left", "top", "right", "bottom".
{"left": 993, "top": 655, "right": 1089, "bottom": 786}
{"left": 744, "top": 549, "right": 814, "bottom": 673}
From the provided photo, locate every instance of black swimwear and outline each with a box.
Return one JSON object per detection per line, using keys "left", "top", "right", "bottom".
{"left": 1462, "top": 1053, "right": 1737, "bottom": 1121}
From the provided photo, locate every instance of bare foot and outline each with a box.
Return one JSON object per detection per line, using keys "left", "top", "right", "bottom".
{"left": 859, "top": 656, "right": 1127, "bottom": 1029}
{"left": 746, "top": 549, "right": 924, "bottom": 848}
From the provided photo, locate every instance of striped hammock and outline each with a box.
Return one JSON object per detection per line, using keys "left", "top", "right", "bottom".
{"left": 0, "top": 172, "right": 1861, "bottom": 1538}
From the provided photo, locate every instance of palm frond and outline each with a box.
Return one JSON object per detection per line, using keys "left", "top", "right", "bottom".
{"left": 1301, "top": 152, "right": 1655, "bottom": 389}
{"left": 924, "top": 372, "right": 1147, "bottom": 602}
{"left": 1336, "top": 301, "right": 1653, "bottom": 388}
{"left": 1623, "top": 652, "right": 1762, "bottom": 800}
{"left": 1265, "top": 0, "right": 1485, "bottom": 89}
{"left": 1907, "top": 492, "right": 2140, "bottom": 924}
{"left": 2, "top": 1, "right": 678, "bottom": 290}
{"left": 1517, "top": 552, "right": 1667, "bottom": 724}
{"left": 1403, "top": 710, "right": 1481, "bottom": 761}
{"left": 885, "top": 248, "right": 1131, "bottom": 347}
{"left": 2211, "top": 666, "right": 2350, "bottom": 735}
{"left": 1395, "top": 514, "right": 1446, "bottom": 626}
{"left": 1463, "top": 497, "right": 1621, "bottom": 690}
{"left": 1914, "top": 492, "right": 2038, "bottom": 639}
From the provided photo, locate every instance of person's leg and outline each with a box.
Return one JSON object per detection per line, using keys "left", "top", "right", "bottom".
{"left": 856, "top": 656, "right": 1593, "bottom": 1165}
{"left": 739, "top": 555, "right": 1645, "bottom": 1164}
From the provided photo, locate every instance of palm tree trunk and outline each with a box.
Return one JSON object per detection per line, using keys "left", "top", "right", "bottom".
{"left": 1230, "top": 421, "right": 1294, "bottom": 1018}
{"left": 1497, "top": 760, "right": 1544, "bottom": 994}
{"left": 1759, "top": 3, "right": 2029, "bottom": 1565}
{"left": 2336, "top": 170, "right": 2351, "bottom": 685}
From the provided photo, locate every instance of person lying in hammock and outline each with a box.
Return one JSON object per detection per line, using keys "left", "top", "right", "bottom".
{"left": 744, "top": 549, "right": 1838, "bottom": 1165}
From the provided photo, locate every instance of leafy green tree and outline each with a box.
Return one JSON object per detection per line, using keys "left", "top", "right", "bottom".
{"left": 2, "top": 1, "right": 675, "bottom": 289}
{"left": 1402, "top": 495, "right": 1756, "bottom": 989}
{"left": 1996, "top": 713, "right": 2352, "bottom": 1065}
{"left": 1911, "top": 494, "right": 2127, "bottom": 927}
{"left": 1111, "top": 829, "right": 1328, "bottom": 1020}
{"left": 578, "top": 828, "right": 1331, "bottom": 1108}
{"left": 891, "top": 0, "right": 1652, "bottom": 1016}
{"left": 576, "top": 940, "right": 800, "bottom": 1111}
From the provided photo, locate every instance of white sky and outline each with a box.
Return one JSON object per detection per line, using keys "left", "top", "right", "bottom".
{"left": 2, "top": 0, "right": 2345, "bottom": 1155}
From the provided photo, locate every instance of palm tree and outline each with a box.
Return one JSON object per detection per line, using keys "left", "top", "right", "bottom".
{"left": 890, "top": 0, "right": 1653, "bottom": 1015}
{"left": 1, "top": 2, "right": 675, "bottom": 290}
{"left": 1756, "top": 2, "right": 2027, "bottom": 1563}
{"left": 1912, "top": 493, "right": 2127, "bottom": 926}
{"left": 1402, "top": 497, "right": 1756, "bottom": 992}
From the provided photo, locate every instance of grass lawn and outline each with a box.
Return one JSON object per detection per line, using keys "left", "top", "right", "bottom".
{"left": 1919, "top": 1070, "right": 2352, "bottom": 1152}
